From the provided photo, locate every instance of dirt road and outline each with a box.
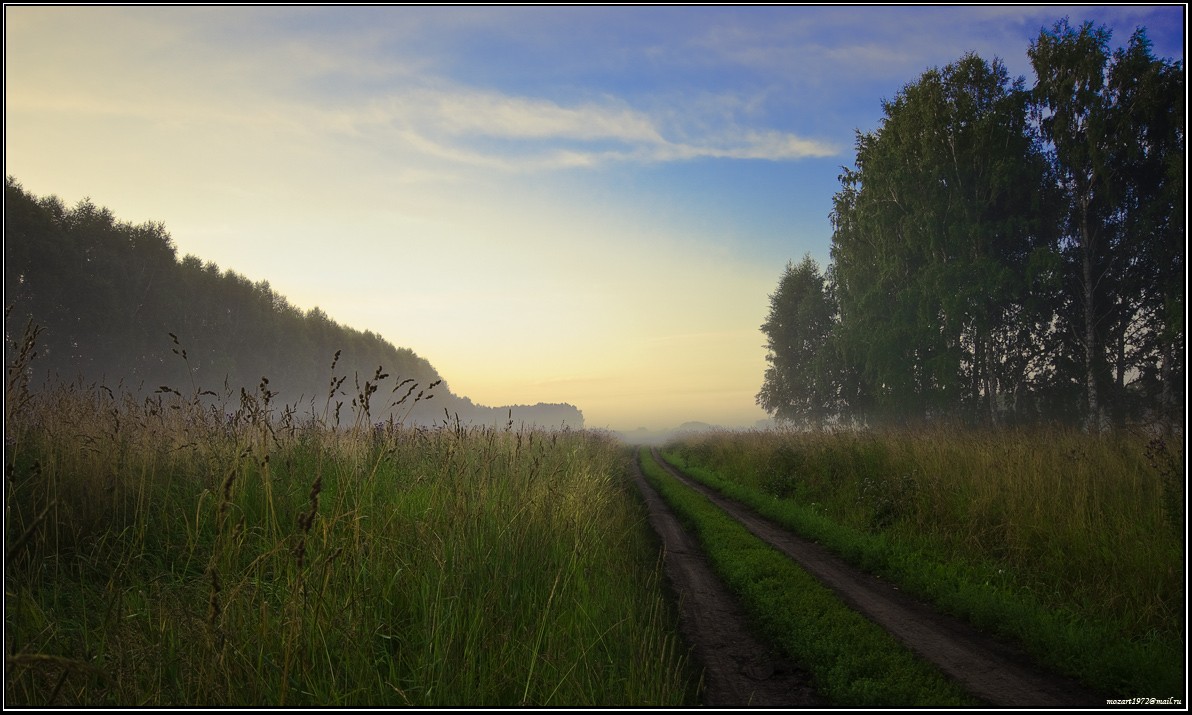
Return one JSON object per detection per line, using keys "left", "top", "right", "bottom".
{"left": 633, "top": 448, "right": 1104, "bottom": 708}
{"left": 629, "top": 454, "right": 821, "bottom": 707}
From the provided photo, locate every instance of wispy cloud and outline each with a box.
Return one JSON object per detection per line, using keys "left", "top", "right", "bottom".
{"left": 403, "top": 89, "right": 664, "bottom": 142}
{"left": 7, "top": 7, "right": 840, "bottom": 175}
{"left": 329, "top": 84, "right": 838, "bottom": 170}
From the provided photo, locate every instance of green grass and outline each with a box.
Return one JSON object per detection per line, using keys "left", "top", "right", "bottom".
{"left": 662, "top": 428, "right": 1185, "bottom": 695}
{"left": 4, "top": 368, "right": 697, "bottom": 706}
{"left": 637, "top": 447, "right": 978, "bottom": 707}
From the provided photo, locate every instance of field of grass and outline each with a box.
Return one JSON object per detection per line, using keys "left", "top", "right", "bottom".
{"left": 4, "top": 338, "right": 697, "bottom": 706}
{"left": 662, "top": 427, "right": 1185, "bottom": 695}
{"left": 6, "top": 312, "right": 1183, "bottom": 706}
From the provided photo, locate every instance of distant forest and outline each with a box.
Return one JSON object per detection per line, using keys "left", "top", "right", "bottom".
{"left": 4, "top": 177, "right": 583, "bottom": 429}
{"left": 758, "top": 20, "right": 1184, "bottom": 431}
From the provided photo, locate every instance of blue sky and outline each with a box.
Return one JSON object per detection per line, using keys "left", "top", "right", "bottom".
{"left": 5, "top": 6, "right": 1184, "bottom": 430}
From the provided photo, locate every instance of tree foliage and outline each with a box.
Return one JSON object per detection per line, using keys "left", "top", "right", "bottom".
{"left": 759, "top": 20, "right": 1183, "bottom": 431}
{"left": 1029, "top": 19, "right": 1185, "bottom": 428}
{"left": 757, "top": 255, "right": 837, "bottom": 426}
{"left": 828, "top": 52, "right": 1056, "bottom": 424}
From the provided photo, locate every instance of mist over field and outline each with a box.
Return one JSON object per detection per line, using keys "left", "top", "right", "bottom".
{"left": 7, "top": 6, "right": 1181, "bottom": 431}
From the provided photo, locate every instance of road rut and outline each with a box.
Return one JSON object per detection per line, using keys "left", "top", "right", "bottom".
{"left": 638, "top": 447, "right": 1103, "bottom": 708}
{"left": 629, "top": 454, "right": 821, "bottom": 707}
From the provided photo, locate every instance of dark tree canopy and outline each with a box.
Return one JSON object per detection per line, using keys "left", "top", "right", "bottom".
{"left": 1029, "top": 20, "right": 1185, "bottom": 429}
{"left": 759, "top": 20, "right": 1183, "bottom": 432}
{"left": 4, "top": 177, "right": 583, "bottom": 429}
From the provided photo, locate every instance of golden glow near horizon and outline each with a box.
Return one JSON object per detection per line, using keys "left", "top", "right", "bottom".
{"left": 7, "top": 6, "right": 1183, "bottom": 430}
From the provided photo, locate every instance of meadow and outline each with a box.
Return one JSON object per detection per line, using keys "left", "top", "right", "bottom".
{"left": 4, "top": 330, "right": 696, "bottom": 707}
{"left": 5, "top": 317, "right": 1183, "bottom": 705}
{"left": 661, "top": 426, "right": 1185, "bottom": 695}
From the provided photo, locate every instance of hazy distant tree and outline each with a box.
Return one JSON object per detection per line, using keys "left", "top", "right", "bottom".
{"left": 757, "top": 255, "right": 837, "bottom": 426}
{"left": 5, "top": 177, "right": 178, "bottom": 382}
{"left": 4, "top": 178, "right": 581, "bottom": 428}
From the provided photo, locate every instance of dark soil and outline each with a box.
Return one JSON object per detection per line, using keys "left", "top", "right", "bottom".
{"left": 633, "top": 448, "right": 1105, "bottom": 708}
{"left": 629, "top": 455, "right": 821, "bottom": 707}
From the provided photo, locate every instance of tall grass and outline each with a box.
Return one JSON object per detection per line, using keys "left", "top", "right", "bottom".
{"left": 5, "top": 330, "right": 695, "bottom": 706}
{"left": 665, "top": 427, "right": 1185, "bottom": 693}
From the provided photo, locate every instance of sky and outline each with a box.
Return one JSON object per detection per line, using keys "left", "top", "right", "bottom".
{"left": 5, "top": 6, "right": 1185, "bottom": 431}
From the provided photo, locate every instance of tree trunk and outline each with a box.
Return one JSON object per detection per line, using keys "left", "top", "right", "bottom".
{"left": 985, "top": 339, "right": 1000, "bottom": 427}
{"left": 1159, "top": 341, "right": 1174, "bottom": 437}
{"left": 1080, "top": 205, "right": 1106, "bottom": 433}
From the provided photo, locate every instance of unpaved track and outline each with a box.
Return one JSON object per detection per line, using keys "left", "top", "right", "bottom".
{"left": 640, "top": 448, "right": 1104, "bottom": 708}
{"left": 628, "top": 455, "right": 821, "bottom": 707}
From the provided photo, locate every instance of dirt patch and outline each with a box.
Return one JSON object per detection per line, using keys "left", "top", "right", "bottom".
{"left": 638, "top": 448, "right": 1105, "bottom": 708}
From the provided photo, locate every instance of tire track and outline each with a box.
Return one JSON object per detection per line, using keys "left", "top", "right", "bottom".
{"left": 647, "top": 447, "right": 1103, "bottom": 708}
{"left": 628, "top": 453, "right": 821, "bottom": 707}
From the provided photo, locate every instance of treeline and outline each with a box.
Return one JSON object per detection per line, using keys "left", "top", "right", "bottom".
{"left": 759, "top": 19, "right": 1183, "bottom": 430}
{"left": 4, "top": 177, "right": 583, "bottom": 429}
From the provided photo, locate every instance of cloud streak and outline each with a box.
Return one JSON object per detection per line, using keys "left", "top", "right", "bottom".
{"left": 6, "top": 7, "right": 843, "bottom": 174}
{"left": 333, "top": 84, "right": 839, "bottom": 171}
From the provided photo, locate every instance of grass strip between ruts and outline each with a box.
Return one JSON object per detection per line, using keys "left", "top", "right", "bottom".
{"left": 638, "top": 448, "right": 977, "bottom": 707}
